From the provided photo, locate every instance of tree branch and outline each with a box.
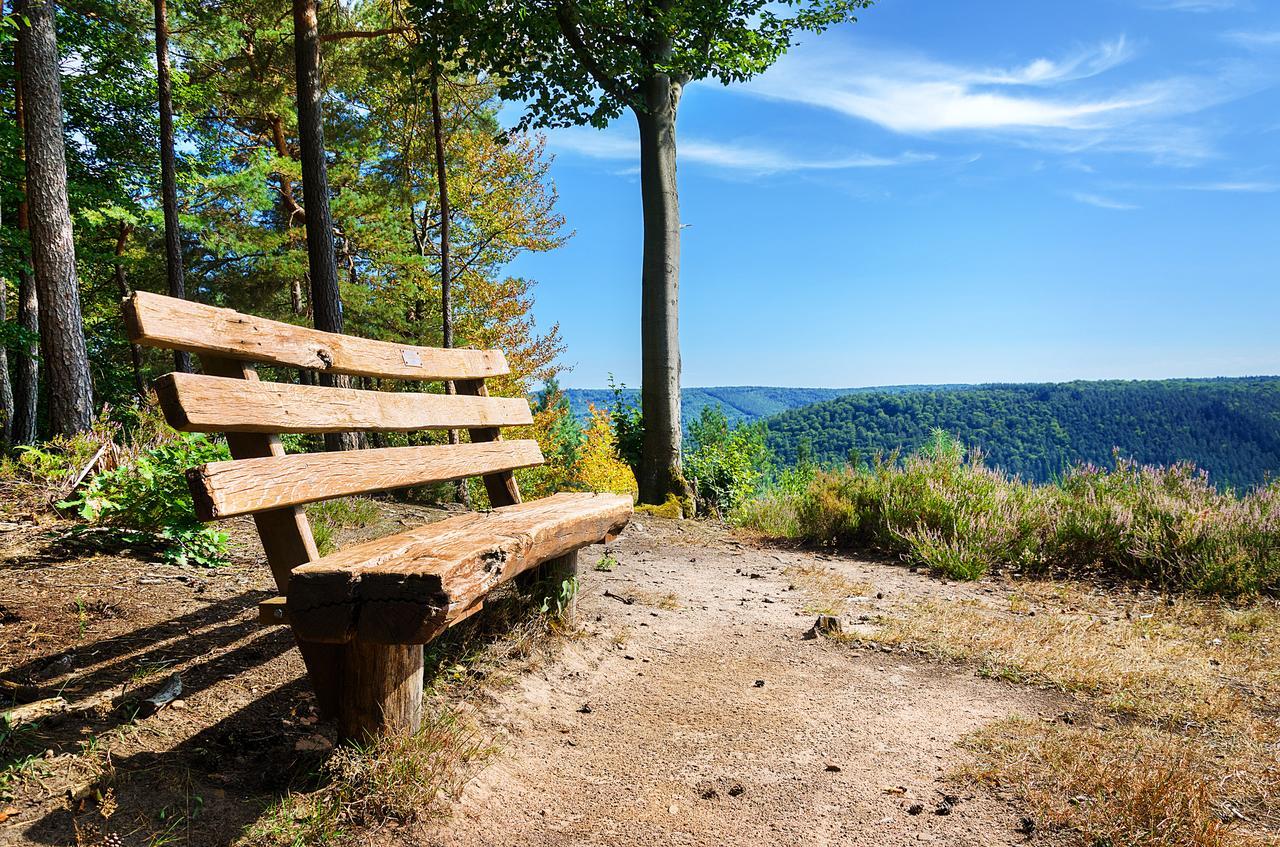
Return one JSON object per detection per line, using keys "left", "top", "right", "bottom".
{"left": 319, "top": 27, "right": 406, "bottom": 43}
{"left": 553, "top": 2, "right": 638, "bottom": 106}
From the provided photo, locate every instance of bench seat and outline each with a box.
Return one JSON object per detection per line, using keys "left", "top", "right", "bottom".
{"left": 287, "top": 492, "right": 632, "bottom": 645}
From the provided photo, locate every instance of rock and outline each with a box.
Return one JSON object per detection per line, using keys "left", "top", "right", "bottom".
{"left": 805, "top": 615, "right": 843, "bottom": 639}
{"left": 907, "top": 803, "right": 925, "bottom": 815}
{"left": 824, "top": 764, "right": 841, "bottom": 773}
{"left": 1017, "top": 816, "right": 1036, "bottom": 835}
{"left": 753, "top": 679, "right": 765, "bottom": 688}
{"left": 728, "top": 784, "right": 745, "bottom": 797}
{"left": 577, "top": 704, "right": 593, "bottom": 714}
{"left": 934, "top": 802, "right": 952, "bottom": 816}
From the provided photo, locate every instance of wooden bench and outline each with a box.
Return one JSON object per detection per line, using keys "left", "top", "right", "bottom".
{"left": 122, "top": 292, "right": 632, "bottom": 740}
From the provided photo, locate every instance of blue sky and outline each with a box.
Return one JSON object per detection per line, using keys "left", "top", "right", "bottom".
{"left": 504, "top": 0, "right": 1280, "bottom": 389}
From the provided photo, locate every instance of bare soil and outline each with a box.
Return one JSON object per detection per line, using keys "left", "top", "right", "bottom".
{"left": 0, "top": 511, "right": 1060, "bottom": 846}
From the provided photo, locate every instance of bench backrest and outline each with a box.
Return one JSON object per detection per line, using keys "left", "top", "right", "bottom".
{"left": 123, "top": 291, "right": 542, "bottom": 528}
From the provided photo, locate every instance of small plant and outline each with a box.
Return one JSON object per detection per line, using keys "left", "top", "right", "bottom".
{"left": 684, "top": 405, "right": 771, "bottom": 517}
{"left": 594, "top": 553, "right": 618, "bottom": 572}
{"left": 538, "top": 577, "right": 579, "bottom": 620}
{"left": 60, "top": 433, "right": 232, "bottom": 567}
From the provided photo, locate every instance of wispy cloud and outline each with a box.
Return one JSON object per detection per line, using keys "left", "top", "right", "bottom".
{"left": 1179, "top": 180, "right": 1280, "bottom": 192}
{"left": 1144, "top": 0, "right": 1242, "bottom": 11}
{"left": 1070, "top": 191, "right": 1141, "bottom": 210}
{"left": 547, "top": 128, "right": 933, "bottom": 174}
{"left": 740, "top": 35, "right": 1264, "bottom": 163}
{"left": 1223, "top": 30, "right": 1280, "bottom": 49}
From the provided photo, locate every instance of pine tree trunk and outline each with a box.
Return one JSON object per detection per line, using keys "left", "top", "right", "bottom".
{"left": 0, "top": 234, "right": 13, "bottom": 447}
{"left": 9, "top": 23, "right": 38, "bottom": 445}
{"left": 154, "top": 0, "right": 190, "bottom": 373}
{"left": 17, "top": 0, "right": 93, "bottom": 436}
{"left": 293, "top": 0, "right": 356, "bottom": 452}
{"left": 429, "top": 58, "right": 469, "bottom": 507}
{"left": 10, "top": 32, "right": 37, "bottom": 444}
{"left": 634, "top": 72, "right": 690, "bottom": 509}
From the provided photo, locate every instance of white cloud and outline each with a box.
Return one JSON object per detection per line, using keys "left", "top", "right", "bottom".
{"left": 1224, "top": 30, "right": 1280, "bottom": 49}
{"left": 547, "top": 127, "right": 933, "bottom": 174}
{"left": 1180, "top": 180, "right": 1280, "bottom": 192}
{"left": 738, "top": 35, "right": 1263, "bottom": 163}
{"left": 1145, "top": 0, "right": 1241, "bottom": 11}
{"left": 1070, "top": 191, "right": 1140, "bottom": 210}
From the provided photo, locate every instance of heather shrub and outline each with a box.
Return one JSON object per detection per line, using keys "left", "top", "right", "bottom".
{"left": 740, "top": 433, "right": 1280, "bottom": 597}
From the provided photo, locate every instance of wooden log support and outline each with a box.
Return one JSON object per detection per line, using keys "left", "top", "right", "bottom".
{"left": 287, "top": 493, "right": 632, "bottom": 644}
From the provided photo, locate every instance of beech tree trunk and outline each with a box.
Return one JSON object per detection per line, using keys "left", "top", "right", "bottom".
{"left": 17, "top": 0, "right": 94, "bottom": 436}
{"left": 293, "top": 0, "right": 356, "bottom": 452}
{"left": 10, "top": 31, "right": 37, "bottom": 444}
{"left": 154, "top": 0, "right": 190, "bottom": 373}
{"left": 634, "top": 71, "right": 691, "bottom": 508}
{"left": 429, "top": 58, "right": 469, "bottom": 507}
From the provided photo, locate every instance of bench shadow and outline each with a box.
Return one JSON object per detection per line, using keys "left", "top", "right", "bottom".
{"left": 10, "top": 582, "right": 549, "bottom": 846}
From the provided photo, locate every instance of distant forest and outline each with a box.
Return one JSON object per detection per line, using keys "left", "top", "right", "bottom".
{"left": 763, "top": 377, "right": 1280, "bottom": 489}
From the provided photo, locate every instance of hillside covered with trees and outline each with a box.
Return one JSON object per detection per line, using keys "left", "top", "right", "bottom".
{"left": 763, "top": 377, "right": 1280, "bottom": 489}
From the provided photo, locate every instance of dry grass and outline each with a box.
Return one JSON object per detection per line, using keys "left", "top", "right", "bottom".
{"left": 247, "top": 709, "right": 492, "bottom": 846}
{"left": 783, "top": 564, "right": 873, "bottom": 616}
{"left": 873, "top": 582, "right": 1280, "bottom": 846}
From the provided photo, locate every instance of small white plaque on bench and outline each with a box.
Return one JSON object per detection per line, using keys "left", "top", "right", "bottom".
{"left": 401, "top": 350, "right": 422, "bottom": 367}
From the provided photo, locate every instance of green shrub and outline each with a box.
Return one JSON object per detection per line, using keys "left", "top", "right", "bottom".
{"left": 61, "top": 433, "right": 232, "bottom": 567}
{"left": 685, "top": 405, "right": 770, "bottom": 517}
{"left": 739, "top": 432, "right": 1280, "bottom": 597}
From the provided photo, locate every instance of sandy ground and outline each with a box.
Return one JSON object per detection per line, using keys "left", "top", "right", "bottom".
{"left": 0, "top": 511, "right": 1058, "bottom": 846}
{"left": 426, "top": 518, "right": 1057, "bottom": 847}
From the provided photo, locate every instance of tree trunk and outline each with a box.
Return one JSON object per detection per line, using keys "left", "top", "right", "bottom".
{"left": 112, "top": 222, "right": 146, "bottom": 395}
{"left": 10, "top": 32, "right": 38, "bottom": 445}
{"left": 154, "top": 0, "right": 190, "bottom": 374}
{"left": 0, "top": 232, "right": 13, "bottom": 447}
{"left": 17, "top": 0, "right": 94, "bottom": 436}
{"left": 293, "top": 0, "right": 356, "bottom": 452}
{"left": 634, "top": 73, "right": 690, "bottom": 509}
{"left": 429, "top": 58, "right": 470, "bottom": 507}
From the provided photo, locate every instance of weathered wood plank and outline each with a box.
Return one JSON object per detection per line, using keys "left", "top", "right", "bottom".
{"left": 191, "top": 440, "right": 544, "bottom": 520}
{"left": 154, "top": 372, "right": 532, "bottom": 434}
{"left": 258, "top": 596, "right": 288, "bottom": 626}
{"left": 125, "top": 291, "right": 508, "bottom": 380}
{"left": 287, "top": 492, "right": 633, "bottom": 644}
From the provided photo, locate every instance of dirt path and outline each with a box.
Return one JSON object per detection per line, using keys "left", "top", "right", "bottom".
{"left": 428, "top": 519, "right": 1055, "bottom": 847}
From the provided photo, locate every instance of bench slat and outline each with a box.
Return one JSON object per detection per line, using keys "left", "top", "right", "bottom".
{"left": 287, "top": 492, "right": 633, "bottom": 644}
{"left": 190, "top": 440, "right": 545, "bottom": 519}
{"left": 155, "top": 372, "right": 533, "bottom": 434}
{"left": 124, "top": 291, "right": 508, "bottom": 380}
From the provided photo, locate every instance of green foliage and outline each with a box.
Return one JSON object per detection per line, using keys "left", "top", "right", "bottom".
{"left": 61, "top": 434, "right": 232, "bottom": 567}
{"left": 537, "top": 576, "right": 580, "bottom": 620}
{"left": 684, "top": 405, "right": 769, "bottom": 516}
{"left": 739, "top": 432, "right": 1280, "bottom": 597}
{"left": 594, "top": 553, "right": 618, "bottom": 572}
{"left": 532, "top": 378, "right": 583, "bottom": 470}
{"left": 426, "top": 0, "right": 873, "bottom": 130}
{"left": 765, "top": 377, "right": 1280, "bottom": 490}
{"left": 607, "top": 376, "right": 644, "bottom": 479}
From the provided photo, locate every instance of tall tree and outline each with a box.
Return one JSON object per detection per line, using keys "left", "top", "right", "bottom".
{"left": 5, "top": 3, "right": 38, "bottom": 444}
{"left": 423, "top": 0, "right": 872, "bottom": 506}
{"left": 153, "top": 0, "right": 190, "bottom": 373}
{"left": 16, "top": 0, "right": 93, "bottom": 435}
{"left": 294, "top": 0, "right": 357, "bottom": 452}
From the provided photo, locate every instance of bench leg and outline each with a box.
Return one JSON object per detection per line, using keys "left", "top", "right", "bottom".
{"left": 336, "top": 641, "right": 423, "bottom": 743}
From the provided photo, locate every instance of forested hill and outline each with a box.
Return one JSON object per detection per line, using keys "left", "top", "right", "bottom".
{"left": 764, "top": 377, "right": 1280, "bottom": 489}
{"left": 565, "top": 385, "right": 960, "bottom": 429}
